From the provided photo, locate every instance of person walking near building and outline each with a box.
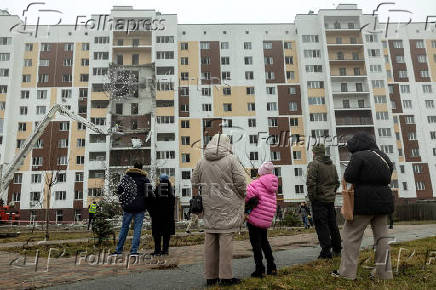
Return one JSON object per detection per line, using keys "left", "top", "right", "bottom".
{"left": 332, "top": 132, "right": 394, "bottom": 280}
{"left": 87, "top": 201, "right": 97, "bottom": 230}
{"left": 306, "top": 144, "right": 341, "bottom": 259}
{"left": 113, "top": 161, "right": 151, "bottom": 255}
{"left": 191, "top": 133, "right": 247, "bottom": 287}
{"left": 185, "top": 210, "right": 202, "bottom": 234}
{"left": 299, "top": 202, "right": 311, "bottom": 229}
{"left": 150, "top": 173, "right": 175, "bottom": 255}
{"left": 245, "top": 161, "right": 278, "bottom": 278}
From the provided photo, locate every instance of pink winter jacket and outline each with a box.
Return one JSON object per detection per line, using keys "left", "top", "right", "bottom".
{"left": 245, "top": 174, "right": 278, "bottom": 229}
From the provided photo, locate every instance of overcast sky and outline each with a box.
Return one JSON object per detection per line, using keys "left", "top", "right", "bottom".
{"left": 1, "top": 0, "right": 435, "bottom": 25}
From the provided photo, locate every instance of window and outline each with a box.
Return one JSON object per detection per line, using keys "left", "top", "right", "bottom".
{"left": 181, "top": 57, "right": 189, "bottom": 65}
{"left": 263, "top": 42, "right": 273, "bottom": 49}
{"left": 392, "top": 40, "right": 403, "bottom": 48}
{"left": 0, "top": 53, "right": 10, "bottom": 61}
{"left": 372, "top": 80, "right": 385, "bottom": 88}
{"left": 417, "top": 55, "right": 427, "bottom": 63}
{"left": 18, "top": 123, "right": 27, "bottom": 131}
{"left": 365, "top": 34, "right": 378, "bottom": 42}
{"left": 202, "top": 104, "right": 212, "bottom": 111}
{"left": 294, "top": 168, "right": 303, "bottom": 176}
{"left": 200, "top": 42, "right": 210, "bottom": 50}
{"left": 308, "top": 97, "right": 325, "bottom": 105}
{"left": 75, "top": 172, "right": 84, "bottom": 182}
{"left": 93, "top": 51, "right": 109, "bottom": 60}
{"left": 425, "top": 100, "right": 435, "bottom": 109}
{"left": 420, "top": 70, "right": 430, "bottom": 78}
{"left": 24, "top": 59, "right": 33, "bottom": 67}
{"left": 367, "top": 49, "right": 381, "bottom": 57}
{"left": 59, "top": 122, "right": 70, "bottom": 131}
{"left": 289, "top": 102, "right": 298, "bottom": 111}
{"left": 267, "top": 102, "right": 277, "bottom": 111}
{"left": 201, "top": 72, "right": 210, "bottom": 80}
{"left": 285, "top": 57, "right": 294, "bottom": 65}
{"left": 58, "top": 138, "right": 69, "bottom": 148}
{"left": 81, "top": 58, "right": 89, "bottom": 66}
{"left": 250, "top": 152, "right": 259, "bottom": 160}
{"left": 32, "top": 156, "right": 43, "bottom": 166}
{"left": 201, "top": 57, "right": 211, "bottom": 65}
{"left": 223, "top": 103, "right": 232, "bottom": 112}
{"left": 408, "top": 132, "right": 416, "bottom": 140}
{"left": 244, "top": 42, "right": 252, "bottom": 49}
{"left": 423, "top": 85, "right": 433, "bottom": 93}
{"left": 248, "top": 118, "right": 256, "bottom": 127}
{"left": 289, "top": 118, "right": 299, "bottom": 127}
{"left": 222, "top": 71, "right": 231, "bottom": 80}
{"left": 13, "top": 173, "right": 23, "bottom": 184}
{"left": 405, "top": 116, "right": 415, "bottom": 124}
{"left": 295, "top": 185, "right": 304, "bottom": 194}
{"left": 62, "top": 74, "right": 72, "bottom": 82}
{"left": 400, "top": 85, "right": 410, "bottom": 94}
{"left": 398, "top": 70, "right": 408, "bottom": 78}
{"left": 304, "top": 50, "right": 321, "bottom": 58}
{"left": 411, "top": 148, "right": 420, "bottom": 157}
{"left": 428, "top": 116, "right": 436, "bottom": 123}
{"left": 131, "top": 103, "right": 139, "bottom": 115}
{"left": 376, "top": 111, "right": 389, "bottom": 120}
{"left": 380, "top": 145, "right": 394, "bottom": 154}
{"left": 181, "top": 136, "right": 191, "bottom": 145}
{"left": 402, "top": 100, "right": 412, "bottom": 109}
{"left": 181, "top": 120, "right": 190, "bottom": 128}
{"left": 415, "top": 40, "right": 425, "bottom": 48}
{"left": 182, "top": 188, "right": 191, "bottom": 197}
{"left": 302, "top": 35, "right": 319, "bottom": 43}
{"left": 293, "top": 151, "right": 302, "bottom": 160}
{"left": 244, "top": 56, "right": 253, "bottom": 65}
{"left": 182, "top": 171, "right": 191, "bottom": 180}
{"left": 30, "top": 192, "right": 41, "bottom": 202}
{"left": 402, "top": 182, "right": 408, "bottom": 191}
{"left": 249, "top": 135, "right": 258, "bottom": 144}
{"left": 156, "top": 51, "right": 174, "bottom": 59}
{"left": 271, "top": 151, "right": 281, "bottom": 161}
{"left": 284, "top": 42, "right": 292, "bottom": 49}
{"left": 20, "top": 106, "right": 28, "bottom": 115}
{"left": 310, "top": 113, "right": 327, "bottom": 122}
{"left": 88, "top": 188, "right": 103, "bottom": 197}
{"left": 58, "top": 156, "right": 68, "bottom": 165}
{"left": 374, "top": 95, "right": 387, "bottom": 104}
{"left": 220, "top": 56, "right": 229, "bottom": 65}
{"left": 416, "top": 181, "right": 425, "bottom": 191}
{"left": 307, "top": 81, "right": 324, "bottom": 89}
{"left": 265, "top": 72, "right": 275, "bottom": 80}
{"left": 247, "top": 103, "right": 255, "bottom": 111}
{"left": 221, "top": 42, "right": 229, "bottom": 49}
{"left": 12, "top": 192, "right": 20, "bottom": 202}
{"left": 91, "top": 118, "right": 106, "bottom": 126}
{"left": 246, "top": 87, "right": 255, "bottom": 95}
{"left": 74, "top": 191, "right": 83, "bottom": 200}
{"left": 266, "top": 87, "right": 276, "bottom": 95}
{"left": 156, "top": 151, "right": 175, "bottom": 159}
{"left": 268, "top": 118, "right": 278, "bottom": 127}
{"left": 181, "top": 42, "right": 188, "bottom": 50}
{"left": 245, "top": 71, "right": 254, "bottom": 80}
{"left": 38, "top": 74, "right": 49, "bottom": 83}
{"left": 223, "top": 87, "right": 231, "bottom": 95}
{"left": 286, "top": 71, "right": 295, "bottom": 80}
{"left": 378, "top": 128, "right": 392, "bottom": 137}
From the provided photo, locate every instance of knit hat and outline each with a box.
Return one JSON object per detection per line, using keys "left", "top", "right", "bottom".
{"left": 312, "top": 144, "right": 326, "bottom": 156}
{"left": 159, "top": 173, "right": 169, "bottom": 182}
{"left": 258, "top": 162, "right": 274, "bottom": 176}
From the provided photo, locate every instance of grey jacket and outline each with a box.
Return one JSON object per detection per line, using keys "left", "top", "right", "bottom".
{"left": 191, "top": 134, "right": 247, "bottom": 233}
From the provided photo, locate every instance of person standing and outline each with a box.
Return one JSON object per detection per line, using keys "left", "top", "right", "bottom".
{"left": 87, "top": 201, "right": 97, "bottom": 230}
{"left": 113, "top": 162, "right": 151, "bottom": 255}
{"left": 306, "top": 144, "right": 341, "bottom": 259}
{"left": 191, "top": 133, "right": 247, "bottom": 286}
{"left": 299, "top": 202, "right": 311, "bottom": 229}
{"left": 150, "top": 174, "right": 175, "bottom": 255}
{"left": 245, "top": 162, "right": 278, "bottom": 278}
{"left": 332, "top": 132, "right": 394, "bottom": 280}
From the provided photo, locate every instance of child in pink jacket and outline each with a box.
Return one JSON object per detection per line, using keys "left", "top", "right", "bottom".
{"left": 245, "top": 161, "right": 278, "bottom": 278}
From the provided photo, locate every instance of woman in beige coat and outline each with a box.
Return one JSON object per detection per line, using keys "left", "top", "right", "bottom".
{"left": 191, "top": 133, "right": 247, "bottom": 286}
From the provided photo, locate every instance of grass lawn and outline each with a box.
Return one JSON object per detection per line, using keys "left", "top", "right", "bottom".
{"left": 1, "top": 227, "right": 313, "bottom": 257}
{"left": 213, "top": 236, "right": 436, "bottom": 289}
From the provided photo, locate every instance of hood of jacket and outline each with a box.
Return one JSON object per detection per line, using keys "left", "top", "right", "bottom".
{"left": 126, "top": 168, "right": 148, "bottom": 176}
{"left": 258, "top": 174, "right": 278, "bottom": 194}
{"left": 315, "top": 155, "right": 332, "bottom": 164}
{"left": 346, "top": 132, "right": 378, "bottom": 153}
{"left": 204, "top": 133, "right": 232, "bottom": 161}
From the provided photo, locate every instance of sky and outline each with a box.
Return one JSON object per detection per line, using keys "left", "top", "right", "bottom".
{"left": 1, "top": 0, "right": 435, "bottom": 25}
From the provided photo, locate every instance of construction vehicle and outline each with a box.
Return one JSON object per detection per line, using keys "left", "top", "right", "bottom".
{"left": 0, "top": 104, "right": 151, "bottom": 205}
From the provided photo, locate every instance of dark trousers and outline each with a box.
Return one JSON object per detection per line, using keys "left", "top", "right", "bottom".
{"left": 247, "top": 223, "right": 274, "bottom": 269}
{"left": 312, "top": 201, "right": 342, "bottom": 256}
{"left": 88, "top": 213, "right": 95, "bottom": 230}
{"left": 153, "top": 234, "right": 170, "bottom": 253}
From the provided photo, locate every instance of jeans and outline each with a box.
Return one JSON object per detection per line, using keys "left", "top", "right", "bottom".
{"left": 302, "top": 216, "right": 309, "bottom": 229}
{"left": 247, "top": 223, "right": 275, "bottom": 269}
{"left": 312, "top": 201, "right": 342, "bottom": 257}
{"left": 116, "top": 212, "right": 144, "bottom": 254}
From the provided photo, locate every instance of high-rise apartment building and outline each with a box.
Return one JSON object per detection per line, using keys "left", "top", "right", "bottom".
{"left": 0, "top": 4, "right": 434, "bottom": 222}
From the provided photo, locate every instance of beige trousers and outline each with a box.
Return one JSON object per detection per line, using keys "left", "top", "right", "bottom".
{"left": 204, "top": 232, "right": 233, "bottom": 279}
{"left": 186, "top": 214, "right": 199, "bottom": 231}
{"left": 339, "top": 214, "right": 393, "bottom": 280}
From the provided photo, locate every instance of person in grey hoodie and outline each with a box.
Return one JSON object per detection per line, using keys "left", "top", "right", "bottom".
{"left": 191, "top": 133, "right": 247, "bottom": 286}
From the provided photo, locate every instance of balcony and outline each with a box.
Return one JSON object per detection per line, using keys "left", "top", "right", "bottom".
{"left": 335, "top": 110, "right": 373, "bottom": 127}
{"left": 334, "top": 105, "right": 371, "bottom": 111}
{"left": 330, "top": 74, "right": 368, "bottom": 80}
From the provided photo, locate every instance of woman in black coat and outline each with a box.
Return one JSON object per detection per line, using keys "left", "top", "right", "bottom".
{"left": 150, "top": 174, "right": 175, "bottom": 255}
{"left": 333, "top": 132, "right": 394, "bottom": 280}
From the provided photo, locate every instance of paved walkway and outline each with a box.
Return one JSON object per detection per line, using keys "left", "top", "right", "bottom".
{"left": 0, "top": 224, "right": 434, "bottom": 289}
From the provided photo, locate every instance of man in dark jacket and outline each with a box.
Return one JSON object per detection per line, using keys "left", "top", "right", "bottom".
{"left": 150, "top": 174, "right": 175, "bottom": 255}
{"left": 113, "top": 161, "right": 151, "bottom": 255}
{"left": 306, "top": 144, "right": 341, "bottom": 259}
{"left": 334, "top": 132, "right": 394, "bottom": 280}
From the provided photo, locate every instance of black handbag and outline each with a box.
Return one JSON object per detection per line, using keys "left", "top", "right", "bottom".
{"left": 189, "top": 196, "right": 203, "bottom": 214}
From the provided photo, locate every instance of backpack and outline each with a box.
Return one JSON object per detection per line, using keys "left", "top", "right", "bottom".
{"left": 189, "top": 196, "right": 203, "bottom": 214}
{"left": 118, "top": 175, "right": 138, "bottom": 208}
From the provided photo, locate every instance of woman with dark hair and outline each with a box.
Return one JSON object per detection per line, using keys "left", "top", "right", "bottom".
{"left": 332, "top": 132, "right": 394, "bottom": 280}
{"left": 150, "top": 173, "right": 175, "bottom": 255}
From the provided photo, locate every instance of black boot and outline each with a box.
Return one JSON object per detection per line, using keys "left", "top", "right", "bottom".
{"left": 219, "top": 278, "right": 241, "bottom": 286}
{"left": 206, "top": 279, "right": 218, "bottom": 286}
{"left": 267, "top": 263, "right": 277, "bottom": 275}
{"left": 251, "top": 264, "right": 265, "bottom": 278}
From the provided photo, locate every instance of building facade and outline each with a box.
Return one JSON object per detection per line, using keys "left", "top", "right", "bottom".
{"left": 0, "top": 4, "right": 435, "bottom": 222}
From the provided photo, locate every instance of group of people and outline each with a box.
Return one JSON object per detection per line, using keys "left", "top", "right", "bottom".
{"left": 113, "top": 131, "right": 395, "bottom": 285}
{"left": 113, "top": 163, "right": 175, "bottom": 256}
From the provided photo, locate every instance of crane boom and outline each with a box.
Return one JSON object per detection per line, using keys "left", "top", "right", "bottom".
{"left": 0, "top": 104, "right": 112, "bottom": 199}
